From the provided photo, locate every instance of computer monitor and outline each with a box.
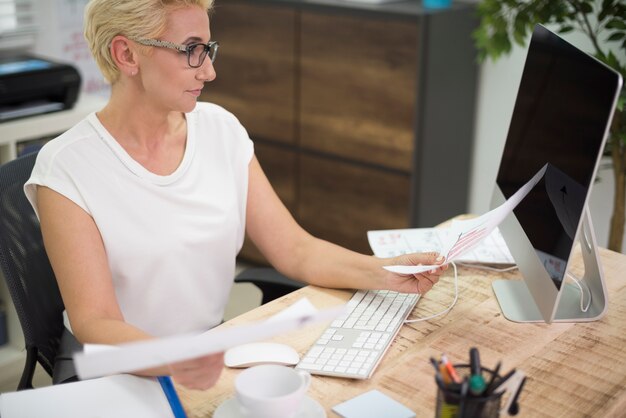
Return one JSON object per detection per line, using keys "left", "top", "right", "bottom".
{"left": 490, "top": 24, "right": 623, "bottom": 323}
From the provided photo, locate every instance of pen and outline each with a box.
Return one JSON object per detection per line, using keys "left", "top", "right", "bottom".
{"left": 507, "top": 375, "right": 526, "bottom": 415}
{"left": 441, "top": 354, "right": 461, "bottom": 384}
{"left": 457, "top": 377, "right": 470, "bottom": 417}
{"left": 468, "top": 347, "right": 486, "bottom": 396}
{"left": 484, "top": 361, "right": 502, "bottom": 395}
{"left": 430, "top": 356, "right": 448, "bottom": 387}
{"left": 490, "top": 368, "right": 517, "bottom": 395}
{"left": 439, "top": 362, "right": 452, "bottom": 385}
{"left": 430, "top": 356, "right": 440, "bottom": 372}
{"left": 157, "top": 376, "right": 188, "bottom": 418}
{"left": 469, "top": 347, "right": 480, "bottom": 376}
{"left": 493, "top": 370, "right": 526, "bottom": 415}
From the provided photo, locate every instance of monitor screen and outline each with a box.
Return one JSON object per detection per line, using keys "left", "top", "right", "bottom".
{"left": 495, "top": 25, "right": 621, "bottom": 291}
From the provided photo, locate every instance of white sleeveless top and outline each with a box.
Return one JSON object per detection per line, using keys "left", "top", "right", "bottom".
{"left": 25, "top": 102, "right": 254, "bottom": 336}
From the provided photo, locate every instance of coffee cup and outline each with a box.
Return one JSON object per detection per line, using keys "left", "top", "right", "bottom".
{"left": 235, "top": 364, "right": 311, "bottom": 418}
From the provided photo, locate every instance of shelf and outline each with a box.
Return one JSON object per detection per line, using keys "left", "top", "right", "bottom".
{"left": 0, "top": 94, "right": 107, "bottom": 161}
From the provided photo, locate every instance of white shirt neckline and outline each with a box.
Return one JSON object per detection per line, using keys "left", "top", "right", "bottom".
{"left": 87, "top": 111, "right": 197, "bottom": 186}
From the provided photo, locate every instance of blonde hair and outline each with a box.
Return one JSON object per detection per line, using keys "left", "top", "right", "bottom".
{"left": 84, "top": 0, "right": 214, "bottom": 84}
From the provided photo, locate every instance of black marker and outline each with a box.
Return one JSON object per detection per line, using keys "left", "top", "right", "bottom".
{"left": 485, "top": 361, "right": 502, "bottom": 395}
{"left": 469, "top": 347, "right": 486, "bottom": 396}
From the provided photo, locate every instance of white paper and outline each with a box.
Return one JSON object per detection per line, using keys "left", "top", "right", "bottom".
{"left": 367, "top": 227, "right": 513, "bottom": 264}
{"left": 74, "top": 300, "right": 346, "bottom": 380}
{"left": 0, "top": 375, "right": 171, "bottom": 418}
{"left": 264, "top": 297, "right": 318, "bottom": 322}
{"left": 382, "top": 165, "right": 547, "bottom": 275}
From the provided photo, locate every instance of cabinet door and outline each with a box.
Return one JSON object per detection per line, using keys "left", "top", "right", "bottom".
{"left": 298, "top": 155, "right": 411, "bottom": 254}
{"left": 203, "top": 1, "right": 297, "bottom": 145}
{"left": 300, "top": 11, "right": 418, "bottom": 171}
{"left": 239, "top": 142, "right": 298, "bottom": 264}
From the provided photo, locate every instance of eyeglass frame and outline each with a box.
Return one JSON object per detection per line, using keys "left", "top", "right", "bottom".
{"left": 129, "top": 37, "right": 219, "bottom": 68}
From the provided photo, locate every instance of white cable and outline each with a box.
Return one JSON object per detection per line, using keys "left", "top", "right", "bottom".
{"left": 567, "top": 272, "right": 591, "bottom": 312}
{"left": 404, "top": 261, "right": 459, "bottom": 323}
{"left": 402, "top": 261, "right": 589, "bottom": 321}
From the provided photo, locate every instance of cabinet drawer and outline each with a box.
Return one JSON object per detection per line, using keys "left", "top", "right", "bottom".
{"left": 204, "top": 2, "right": 297, "bottom": 145}
{"left": 300, "top": 11, "right": 417, "bottom": 171}
{"left": 298, "top": 155, "right": 411, "bottom": 254}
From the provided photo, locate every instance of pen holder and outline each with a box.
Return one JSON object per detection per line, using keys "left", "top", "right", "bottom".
{"left": 435, "top": 364, "right": 503, "bottom": 418}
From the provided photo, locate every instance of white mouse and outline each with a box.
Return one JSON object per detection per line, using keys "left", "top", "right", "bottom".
{"left": 225, "top": 342, "right": 300, "bottom": 368}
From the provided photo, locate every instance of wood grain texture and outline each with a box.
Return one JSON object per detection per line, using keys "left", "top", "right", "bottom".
{"left": 300, "top": 11, "right": 418, "bottom": 171}
{"left": 179, "top": 247, "right": 626, "bottom": 418}
{"left": 202, "top": 1, "right": 296, "bottom": 144}
{"left": 298, "top": 154, "right": 411, "bottom": 254}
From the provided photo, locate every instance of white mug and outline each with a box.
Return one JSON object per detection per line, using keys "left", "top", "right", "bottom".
{"left": 235, "top": 364, "right": 311, "bottom": 418}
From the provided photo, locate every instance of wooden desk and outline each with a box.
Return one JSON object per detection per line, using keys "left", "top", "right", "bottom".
{"left": 178, "top": 248, "right": 626, "bottom": 417}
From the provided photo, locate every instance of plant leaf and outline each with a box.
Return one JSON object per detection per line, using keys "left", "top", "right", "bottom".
{"left": 607, "top": 32, "right": 626, "bottom": 42}
{"left": 607, "top": 18, "right": 626, "bottom": 30}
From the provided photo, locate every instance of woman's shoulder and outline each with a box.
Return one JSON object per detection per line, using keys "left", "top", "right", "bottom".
{"left": 36, "top": 114, "right": 99, "bottom": 162}
{"left": 190, "top": 101, "right": 241, "bottom": 126}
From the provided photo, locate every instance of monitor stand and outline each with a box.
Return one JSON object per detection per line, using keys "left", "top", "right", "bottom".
{"left": 492, "top": 207, "right": 608, "bottom": 323}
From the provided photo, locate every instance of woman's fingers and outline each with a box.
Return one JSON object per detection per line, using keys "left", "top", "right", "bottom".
{"left": 170, "top": 352, "right": 225, "bottom": 390}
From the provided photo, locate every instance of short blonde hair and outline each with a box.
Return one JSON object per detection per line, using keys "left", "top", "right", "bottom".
{"left": 84, "top": 0, "right": 214, "bottom": 84}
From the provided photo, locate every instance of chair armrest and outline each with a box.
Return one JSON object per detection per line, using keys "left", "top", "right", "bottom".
{"left": 234, "top": 267, "right": 304, "bottom": 305}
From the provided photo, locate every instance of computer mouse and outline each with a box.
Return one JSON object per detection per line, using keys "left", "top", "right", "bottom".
{"left": 224, "top": 342, "right": 300, "bottom": 368}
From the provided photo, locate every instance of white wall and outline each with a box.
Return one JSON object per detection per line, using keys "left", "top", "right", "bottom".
{"left": 469, "top": 29, "right": 625, "bottom": 251}
{"left": 31, "top": 0, "right": 110, "bottom": 97}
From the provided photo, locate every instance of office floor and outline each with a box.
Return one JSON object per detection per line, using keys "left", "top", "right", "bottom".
{"left": 0, "top": 263, "right": 262, "bottom": 393}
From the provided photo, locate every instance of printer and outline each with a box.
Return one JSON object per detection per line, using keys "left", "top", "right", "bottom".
{"left": 0, "top": 54, "right": 81, "bottom": 121}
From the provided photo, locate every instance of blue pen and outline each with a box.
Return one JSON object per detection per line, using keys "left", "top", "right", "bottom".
{"left": 158, "top": 376, "right": 188, "bottom": 418}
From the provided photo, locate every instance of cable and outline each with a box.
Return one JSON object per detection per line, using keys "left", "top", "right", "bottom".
{"left": 567, "top": 271, "right": 591, "bottom": 312}
{"left": 402, "top": 260, "right": 589, "bottom": 321}
{"left": 404, "top": 261, "right": 459, "bottom": 323}
{"left": 403, "top": 262, "right": 517, "bottom": 323}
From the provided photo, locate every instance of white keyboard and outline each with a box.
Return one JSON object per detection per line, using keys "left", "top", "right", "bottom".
{"left": 296, "top": 289, "right": 420, "bottom": 379}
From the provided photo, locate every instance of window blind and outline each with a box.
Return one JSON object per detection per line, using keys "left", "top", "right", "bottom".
{"left": 0, "top": 0, "right": 36, "bottom": 50}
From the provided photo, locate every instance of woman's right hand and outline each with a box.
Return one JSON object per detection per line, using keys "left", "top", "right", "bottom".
{"left": 169, "top": 352, "right": 225, "bottom": 390}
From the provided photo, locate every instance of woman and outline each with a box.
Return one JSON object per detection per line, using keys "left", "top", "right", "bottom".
{"left": 24, "top": 0, "right": 446, "bottom": 390}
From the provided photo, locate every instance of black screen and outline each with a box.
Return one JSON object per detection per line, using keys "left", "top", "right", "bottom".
{"left": 496, "top": 25, "right": 620, "bottom": 289}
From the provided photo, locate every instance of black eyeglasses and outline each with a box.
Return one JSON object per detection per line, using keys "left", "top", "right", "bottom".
{"left": 130, "top": 38, "right": 219, "bottom": 68}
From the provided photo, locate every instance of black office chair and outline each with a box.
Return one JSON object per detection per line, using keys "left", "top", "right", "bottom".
{"left": 235, "top": 267, "right": 305, "bottom": 305}
{"left": 0, "top": 151, "right": 79, "bottom": 390}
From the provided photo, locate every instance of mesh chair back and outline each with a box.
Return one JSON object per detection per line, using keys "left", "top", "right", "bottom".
{"left": 0, "top": 152, "right": 65, "bottom": 379}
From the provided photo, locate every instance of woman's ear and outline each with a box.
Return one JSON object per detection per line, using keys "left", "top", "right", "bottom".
{"left": 110, "top": 35, "right": 139, "bottom": 77}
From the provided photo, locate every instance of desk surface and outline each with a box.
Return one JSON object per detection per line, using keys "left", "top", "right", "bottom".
{"left": 178, "top": 247, "right": 626, "bottom": 417}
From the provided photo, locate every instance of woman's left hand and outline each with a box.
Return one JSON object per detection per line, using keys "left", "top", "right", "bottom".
{"left": 383, "top": 252, "right": 447, "bottom": 294}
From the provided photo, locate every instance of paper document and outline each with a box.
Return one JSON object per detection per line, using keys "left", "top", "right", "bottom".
{"left": 74, "top": 299, "right": 346, "bottom": 380}
{"left": 0, "top": 375, "right": 171, "bottom": 418}
{"left": 382, "top": 165, "right": 547, "bottom": 275}
{"left": 367, "top": 227, "right": 513, "bottom": 264}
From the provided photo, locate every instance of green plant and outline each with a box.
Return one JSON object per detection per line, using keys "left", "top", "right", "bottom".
{"left": 473, "top": 0, "right": 626, "bottom": 252}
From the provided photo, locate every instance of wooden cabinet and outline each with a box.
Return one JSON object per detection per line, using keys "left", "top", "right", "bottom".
{"left": 207, "top": 3, "right": 297, "bottom": 145}
{"left": 299, "top": 12, "right": 417, "bottom": 171}
{"left": 203, "top": 0, "right": 478, "bottom": 264}
{"left": 299, "top": 155, "right": 412, "bottom": 252}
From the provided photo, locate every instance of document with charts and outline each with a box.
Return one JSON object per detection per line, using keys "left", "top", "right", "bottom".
{"left": 374, "top": 164, "right": 548, "bottom": 275}
{"left": 367, "top": 227, "right": 514, "bottom": 264}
